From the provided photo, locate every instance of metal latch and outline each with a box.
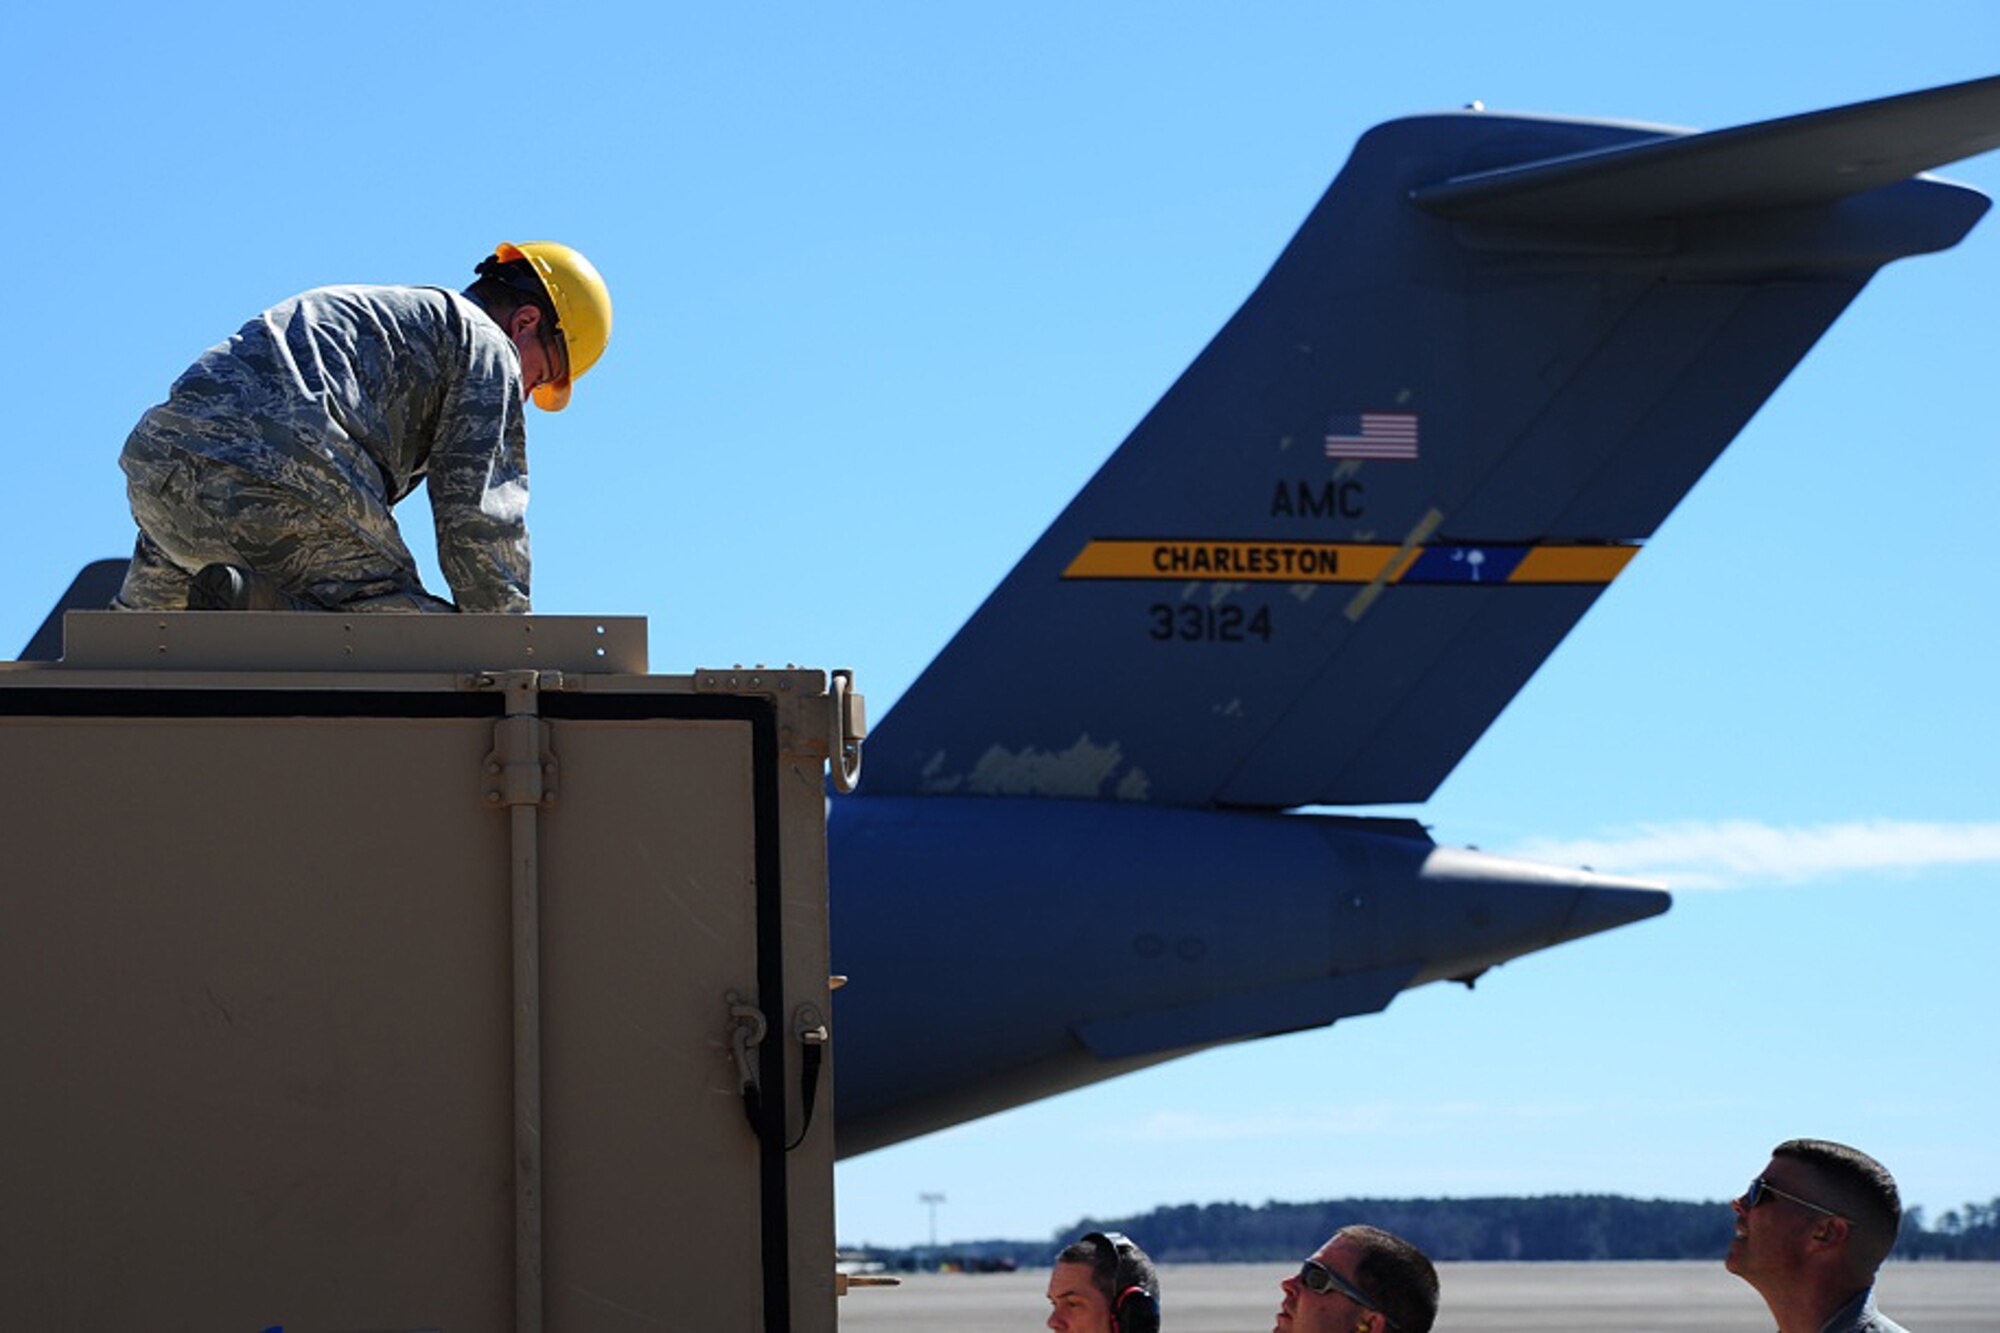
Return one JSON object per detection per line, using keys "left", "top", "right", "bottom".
{"left": 829, "top": 669, "right": 865, "bottom": 794}
{"left": 483, "top": 714, "right": 557, "bottom": 808}
{"left": 726, "top": 990, "right": 768, "bottom": 1129}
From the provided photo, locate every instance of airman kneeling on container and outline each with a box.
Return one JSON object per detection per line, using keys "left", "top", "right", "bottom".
{"left": 114, "top": 242, "right": 611, "bottom": 613}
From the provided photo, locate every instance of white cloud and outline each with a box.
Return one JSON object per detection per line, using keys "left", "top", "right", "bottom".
{"left": 1499, "top": 819, "right": 2000, "bottom": 891}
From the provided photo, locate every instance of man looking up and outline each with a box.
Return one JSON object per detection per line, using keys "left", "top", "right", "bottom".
{"left": 1728, "top": 1138, "right": 1908, "bottom": 1333}
{"left": 1273, "top": 1224, "right": 1437, "bottom": 1333}
{"left": 1046, "top": 1230, "right": 1161, "bottom": 1333}
{"left": 114, "top": 241, "right": 611, "bottom": 613}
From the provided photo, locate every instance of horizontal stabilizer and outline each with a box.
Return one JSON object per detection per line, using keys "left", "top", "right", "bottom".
{"left": 828, "top": 797, "right": 1671, "bottom": 1151}
{"left": 1413, "top": 72, "right": 2000, "bottom": 223}
{"left": 1076, "top": 964, "right": 1418, "bottom": 1060}
{"left": 20, "top": 558, "right": 127, "bottom": 661}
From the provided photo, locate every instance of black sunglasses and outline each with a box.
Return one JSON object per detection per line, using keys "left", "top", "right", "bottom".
{"left": 1743, "top": 1176, "right": 1846, "bottom": 1220}
{"left": 1299, "top": 1259, "right": 1395, "bottom": 1327}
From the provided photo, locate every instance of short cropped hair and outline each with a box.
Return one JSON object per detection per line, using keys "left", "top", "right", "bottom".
{"left": 1339, "top": 1225, "right": 1440, "bottom": 1333}
{"left": 1772, "top": 1139, "right": 1901, "bottom": 1271}
{"left": 464, "top": 256, "right": 560, "bottom": 333}
{"left": 1056, "top": 1232, "right": 1159, "bottom": 1306}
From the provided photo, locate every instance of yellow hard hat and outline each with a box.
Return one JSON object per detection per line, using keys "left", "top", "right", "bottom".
{"left": 494, "top": 240, "right": 612, "bottom": 411}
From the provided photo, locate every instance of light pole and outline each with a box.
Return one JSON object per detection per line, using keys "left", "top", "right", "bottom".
{"left": 918, "top": 1192, "right": 946, "bottom": 1251}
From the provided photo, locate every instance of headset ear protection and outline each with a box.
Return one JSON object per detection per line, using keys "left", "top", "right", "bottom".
{"left": 1112, "top": 1285, "right": 1161, "bottom": 1333}
{"left": 1082, "top": 1231, "right": 1161, "bottom": 1333}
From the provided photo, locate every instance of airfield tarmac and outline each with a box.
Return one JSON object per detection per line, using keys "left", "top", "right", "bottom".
{"left": 836, "top": 1260, "right": 2000, "bottom": 1331}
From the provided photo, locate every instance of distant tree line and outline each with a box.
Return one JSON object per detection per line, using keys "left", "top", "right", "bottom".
{"left": 1899, "top": 1200, "right": 2000, "bottom": 1260}
{"left": 846, "top": 1194, "right": 2000, "bottom": 1267}
{"left": 1060, "top": 1195, "right": 2000, "bottom": 1264}
{"left": 1065, "top": 1196, "right": 1728, "bottom": 1263}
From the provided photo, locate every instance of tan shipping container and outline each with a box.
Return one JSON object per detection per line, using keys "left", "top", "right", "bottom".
{"left": 0, "top": 612, "right": 855, "bottom": 1333}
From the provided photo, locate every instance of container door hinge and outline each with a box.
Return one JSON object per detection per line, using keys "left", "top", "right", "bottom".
{"left": 480, "top": 671, "right": 558, "bottom": 809}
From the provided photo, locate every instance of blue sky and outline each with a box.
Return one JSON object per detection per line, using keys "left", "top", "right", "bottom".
{"left": 5, "top": 4, "right": 1995, "bottom": 1249}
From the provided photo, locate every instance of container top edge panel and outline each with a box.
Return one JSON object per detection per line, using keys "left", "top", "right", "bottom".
{"left": 20, "top": 611, "right": 651, "bottom": 675}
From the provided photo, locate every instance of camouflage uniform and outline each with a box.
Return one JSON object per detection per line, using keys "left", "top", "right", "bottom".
{"left": 116, "top": 285, "right": 532, "bottom": 613}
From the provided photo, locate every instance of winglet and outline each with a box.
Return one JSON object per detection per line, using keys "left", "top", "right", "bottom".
{"left": 19, "top": 559, "right": 128, "bottom": 661}
{"left": 1411, "top": 73, "right": 2000, "bottom": 223}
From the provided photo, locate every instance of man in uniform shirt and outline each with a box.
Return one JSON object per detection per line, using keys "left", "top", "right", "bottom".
{"left": 1727, "top": 1139, "right": 1909, "bottom": 1333}
{"left": 114, "top": 240, "right": 610, "bottom": 613}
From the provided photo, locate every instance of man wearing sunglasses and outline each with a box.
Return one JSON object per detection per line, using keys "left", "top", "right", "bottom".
{"left": 114, "top": 241, "right": 611, "bottom": 614}
{"left": 1274, "top": 1225, "right": 1437, "bottom": 1333}
{"left": 1727, "top": 1139, "right": 1907, "bottom": 1333}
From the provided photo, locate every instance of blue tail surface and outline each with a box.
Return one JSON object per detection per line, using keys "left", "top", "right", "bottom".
{"left": 859, "top": 75, "right": 1998, "bottom": 810}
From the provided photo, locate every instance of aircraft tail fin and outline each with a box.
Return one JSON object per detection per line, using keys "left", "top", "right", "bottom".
{"left": 858, "top": 77, "right": 1996, "bottom": 811}
{"left": 1412, "top": 73, "right": 2000, "bottom": 223}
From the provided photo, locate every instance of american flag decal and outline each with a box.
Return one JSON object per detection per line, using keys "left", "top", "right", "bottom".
{"left": 1324, "top": 411, "right": 1419, "bottom": 461}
